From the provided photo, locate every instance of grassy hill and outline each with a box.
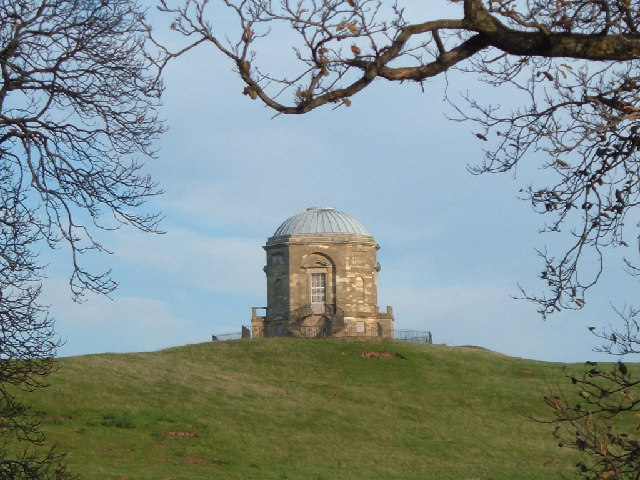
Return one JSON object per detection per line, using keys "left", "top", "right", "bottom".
{"left": 27, "top": 338, "right": 588, "bottom": 479}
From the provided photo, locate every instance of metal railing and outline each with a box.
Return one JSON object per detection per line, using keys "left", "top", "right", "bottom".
{"left": 214, "top": 326, "right": 432, "bottom": 343}
{"left": 289, "top": 304, "right": 312, "bottom": 327}
{"left": 211, "top": 332, "right": 242, "bottom": 341}
{"left": 287, "top": 304, "right": 345, "bottom": 338}
{"left": 212, "top": 326, "right": 251, "bottom": 341}
{"left": 394, "top": 330, "right": 432, "bottom": 344}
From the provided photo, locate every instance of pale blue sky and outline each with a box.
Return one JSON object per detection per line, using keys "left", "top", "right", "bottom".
{"left": 41, "top": 2, "right": 640, "bottom": 363}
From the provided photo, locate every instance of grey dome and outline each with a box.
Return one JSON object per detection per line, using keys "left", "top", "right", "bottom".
{"left": 273, "top": 207, "right": 371, "bottom": 237}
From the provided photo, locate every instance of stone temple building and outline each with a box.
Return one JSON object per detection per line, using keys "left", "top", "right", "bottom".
{"left": 251, "top": 207, "right": 394, "bottom": 338}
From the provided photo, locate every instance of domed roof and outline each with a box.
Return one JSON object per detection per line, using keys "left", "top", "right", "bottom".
{"left": 272, "top": 207, "right": 371, "bottom": 237}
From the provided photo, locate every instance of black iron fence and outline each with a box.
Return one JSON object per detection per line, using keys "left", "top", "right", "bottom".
{"left": 394, "top": 329, "right": 432, "bottom": 344}
{"left": 212, "top": 326, "right": 431, "bottom": 343}
{"left": 211, "top": 332, "right": 242, "bottom": 341}
{"left": 211, "top": 326, "right": 251, "bottom": 341}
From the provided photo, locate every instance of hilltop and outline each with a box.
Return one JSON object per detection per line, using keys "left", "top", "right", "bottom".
{"left": 29, "top": 338, "right": 583, "bottom": 479}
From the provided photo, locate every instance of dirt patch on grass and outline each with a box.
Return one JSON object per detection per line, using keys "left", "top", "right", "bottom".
{"left": 163, "top": 431, "right": 198, "bottom": 438}
{"left": 361, "top": 351, "right": 406, "bottom": 360}
{"left": 182, "top": 455, "right": 217, "bottom": 466}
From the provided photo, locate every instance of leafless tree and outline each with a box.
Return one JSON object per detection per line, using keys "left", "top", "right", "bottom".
{"left": 0, "top": 166, "right": 69, "bottom": 479}
{"left": 2, "top": 0, "right": 164, "bottom": 298}
{"left": 1, "top": 0, "right": 163, "bottom": 477}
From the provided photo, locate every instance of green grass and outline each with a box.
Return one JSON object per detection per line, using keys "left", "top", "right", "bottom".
{"left": 19, "top": 339, "right": 604, "bottom": 479}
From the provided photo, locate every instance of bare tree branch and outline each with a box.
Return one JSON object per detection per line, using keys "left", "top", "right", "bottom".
{"left": 0, "top": 0, "right": 164, "bottom": 477}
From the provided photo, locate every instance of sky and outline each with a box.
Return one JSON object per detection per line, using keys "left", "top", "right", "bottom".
{"left": 40, "top": 1, "right": 640, "bottom": 363}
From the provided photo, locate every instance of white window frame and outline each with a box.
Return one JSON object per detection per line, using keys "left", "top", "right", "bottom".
{"left": 310, "top": 272, "right": 326, "bottom": 313}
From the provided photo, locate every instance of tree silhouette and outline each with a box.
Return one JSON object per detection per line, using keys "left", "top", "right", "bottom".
{"left": 0, "top": 0, "right": 163, "bottom": 477}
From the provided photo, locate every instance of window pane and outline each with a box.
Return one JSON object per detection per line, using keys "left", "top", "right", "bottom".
{"left": 311, "top": 273, "right": 326, "bottom": 304}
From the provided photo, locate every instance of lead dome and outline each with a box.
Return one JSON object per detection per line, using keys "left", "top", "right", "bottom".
{"left": 272, "top": 207, "right": 371, "bottom": 237}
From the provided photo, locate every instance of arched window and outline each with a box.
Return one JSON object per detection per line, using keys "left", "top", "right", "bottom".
{"left": 355, "top": 276, "right": 365, "bottom": 302}
{"left": 274, "top": 279, "right": 282, "bottom": 305}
